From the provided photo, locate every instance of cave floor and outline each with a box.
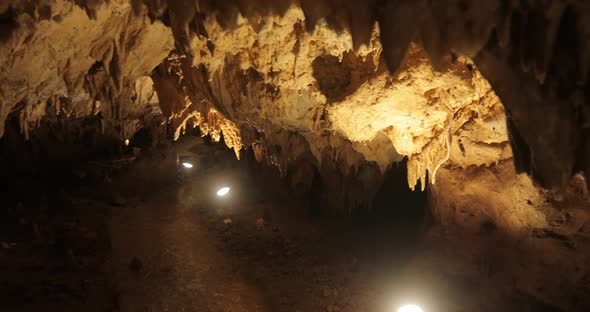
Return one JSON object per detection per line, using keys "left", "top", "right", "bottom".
{"left": 110, "top": 169, "right": 274, "bottom": 311}
{"left": 1, "top": 139, "right": 426, "bottom": 312}
{"left": 109, "top": 147, "right": 415, "bottom": 312}
{"left": 2, "top": 138, "right": 560, "bottom": 312}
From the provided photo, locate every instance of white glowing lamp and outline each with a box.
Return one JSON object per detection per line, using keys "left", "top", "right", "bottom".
{"left": 398, "top": 305, "right": 424, "bottom": 312}
{"left": 216, "top": 186, "right": 230, "bottom": 197}
{"left": 182, "top": 162, "right": 194, "bottom": 169}
{"left": 124, "top": 139, "right": 130, "bottom": 146}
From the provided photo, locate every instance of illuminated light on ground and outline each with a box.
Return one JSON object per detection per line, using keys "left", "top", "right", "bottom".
{"left": 216, "top": 186, "right": 230, "bottom": 197}
{"left": 397, "top": 304, "right": 424, "bottom": 312}
{"left": 182, "top": 162, "right": 194, "bottom": 169}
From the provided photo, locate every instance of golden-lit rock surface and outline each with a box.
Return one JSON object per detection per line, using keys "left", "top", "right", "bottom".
{"left": 425, "top": 164, "right": 590, "bottom": 310}
{"left": 2, "top": 0, "right": 590, "bottom": 194}
{"left": 3, "top": 0, "right": 588, "bottom": 194}
{"left": 0, "top": 0, "right": 174, "bottom": 139}
{"left": 0, "top": 0, "right": 584, "bottom": 221}
{"left": 154, "top": 5, "right": 509, "bottom": 192}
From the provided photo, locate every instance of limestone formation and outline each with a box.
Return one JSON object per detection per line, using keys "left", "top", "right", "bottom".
{"left": 3, "top": 0, "right": 588, "bottom": 197}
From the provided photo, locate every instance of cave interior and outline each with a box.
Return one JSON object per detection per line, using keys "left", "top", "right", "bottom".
{"left": 1, "top": 1, "right": 590, "bottom": 311}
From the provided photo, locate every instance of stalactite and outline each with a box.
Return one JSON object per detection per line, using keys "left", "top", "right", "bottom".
{"left": 2, "top": 0, "right": 590, "bottom": 206}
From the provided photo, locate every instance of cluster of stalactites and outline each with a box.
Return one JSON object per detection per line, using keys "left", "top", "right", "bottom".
{"left": 0, "top": 0, "right": 174, "bottom": 142}
{"left": 140, "top": 0, "right": 590, "bottom": 192}
{"left": 3, "top": 0, "right": 590, "bottom": 193}
{"left": 151, "top": 52, "right": 244, "bottom": 159}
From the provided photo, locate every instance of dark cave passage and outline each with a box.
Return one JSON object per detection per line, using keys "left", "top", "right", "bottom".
{"left": 372, "top": 162, "right": 428, "bottom": 231}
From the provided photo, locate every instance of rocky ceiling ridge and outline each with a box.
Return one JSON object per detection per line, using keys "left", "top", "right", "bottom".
{"left": 1, "top": 0, "right": 589, "bottom": 193}
{"left": 147, "top": 3, "right": 507, "bottom": 192}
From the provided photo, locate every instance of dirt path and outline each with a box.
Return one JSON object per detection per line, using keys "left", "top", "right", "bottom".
{"left": 109, "top": 140, "right": 428, "bottom": 312}
{"left": 110, "top": 175, "right": 273, "bottom": 312}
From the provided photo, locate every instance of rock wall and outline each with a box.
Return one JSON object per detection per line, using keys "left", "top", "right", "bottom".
{"left": 425, "top": 163, "right": 590, "bottom": 310}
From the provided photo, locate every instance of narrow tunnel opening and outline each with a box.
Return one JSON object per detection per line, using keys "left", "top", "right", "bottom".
{"left": 346, "top": 160, "right": 429, "bottom": 266}
{"left": 371, "top": 161, "right": 428, "bottom": 234}
{"left": 130, "top": 127, "right": 153, "bottom": 149}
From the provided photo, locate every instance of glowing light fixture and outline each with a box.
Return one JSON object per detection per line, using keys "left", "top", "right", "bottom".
{"left": 398, "top": 305, "right": 424, "bottom": 312}
{"left": 216, "top": 186, "right": 230, "bottom": 197}
{"left": 124, "top": 139, "right": 130, "bottom": 146}
{"left": 182, "top": 162, "right": 194, "bottom": 169}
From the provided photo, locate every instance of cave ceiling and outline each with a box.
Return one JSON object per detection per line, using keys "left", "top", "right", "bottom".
{"left": 0, "top": 0, "right": 588, "bottom": 193}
